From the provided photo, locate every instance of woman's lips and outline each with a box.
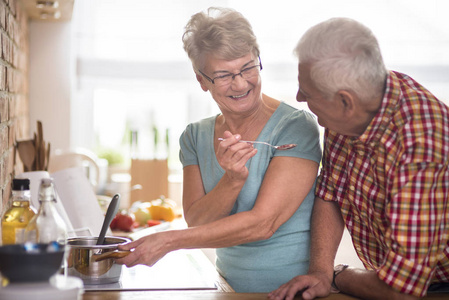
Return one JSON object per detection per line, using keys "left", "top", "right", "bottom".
{"left": 229, "top": 90, "right": 250, "bottom": 99}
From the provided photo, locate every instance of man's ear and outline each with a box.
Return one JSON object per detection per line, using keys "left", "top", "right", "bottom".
{"left": 337, "top": 90, "right": 356, "bottom": 116}
{"left": 196, "top": 74, "right": 209, "bottom": 92}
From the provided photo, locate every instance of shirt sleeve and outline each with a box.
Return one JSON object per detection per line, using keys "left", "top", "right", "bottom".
{"left": 316, "top": 129, "right": 343, "bottom": 202}
{"left": 179, "top": 123, "right": 199, "bottom": 167}
{"left": 272, "top": 109, "right": 322, "bottom": 164}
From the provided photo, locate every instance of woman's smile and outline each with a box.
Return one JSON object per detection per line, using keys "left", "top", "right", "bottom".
{"left": 229, "top": 90, "right": 251, "bottom": 100}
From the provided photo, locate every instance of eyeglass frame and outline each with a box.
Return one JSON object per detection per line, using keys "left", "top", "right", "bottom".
{"left": 197, "top": 56, "right": 263, "bottom": 85}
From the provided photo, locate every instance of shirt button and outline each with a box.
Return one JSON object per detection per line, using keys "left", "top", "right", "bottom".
{"left": 349, "top": 185, "right": 355, "bottom": 191}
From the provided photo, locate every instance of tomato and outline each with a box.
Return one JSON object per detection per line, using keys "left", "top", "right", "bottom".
{"left": 147, "top": 219, "right": 162, "bottom": 227}
{"left": 112, "top": 211, "right": 135, "bottom": 232}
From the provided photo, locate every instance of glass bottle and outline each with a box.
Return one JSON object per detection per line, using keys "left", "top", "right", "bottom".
{"left": 1, "top": 178, "right": 36, "bottom": 245}
{"left": 25, "top": 178, "right": 68, "bottom": 246}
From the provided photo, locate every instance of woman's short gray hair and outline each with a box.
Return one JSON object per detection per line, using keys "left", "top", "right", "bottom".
{"left": 182, "top": 7, "right": 260, "bottom": 71}
{"left": 294, "top": 18, "right": 387, "bottom": 102}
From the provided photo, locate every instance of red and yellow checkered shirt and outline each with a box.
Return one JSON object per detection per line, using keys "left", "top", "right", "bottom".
{"left": 316, "top": 71, "right": 449, "bottom": 297}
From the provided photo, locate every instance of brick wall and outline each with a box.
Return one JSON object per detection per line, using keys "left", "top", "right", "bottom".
{"left": 0, "top": 0, "right": 29, "bottom": 215}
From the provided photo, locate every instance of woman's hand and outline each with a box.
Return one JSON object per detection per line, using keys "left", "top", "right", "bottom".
{"left": 216, "top": 130, "right": 257, "bottom": 182}
{"left": 115, "top": 232, "right": 171, "bottom": 268}
{"left": 182, "top": 130, "right": 257, "bottom": 226}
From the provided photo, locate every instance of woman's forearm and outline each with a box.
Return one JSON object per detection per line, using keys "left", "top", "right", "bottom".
{"left": 183, "top": 174, "right": 245, "bottom": 226}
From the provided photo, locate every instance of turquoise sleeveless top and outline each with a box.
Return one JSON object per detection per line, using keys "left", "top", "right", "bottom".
{"left": 179, "top": 102, "right": 322, "bottom": 292}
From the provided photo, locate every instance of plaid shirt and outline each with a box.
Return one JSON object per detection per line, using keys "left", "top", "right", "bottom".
{"left": 316, "top": 71, "right": 449, "bottom": 297}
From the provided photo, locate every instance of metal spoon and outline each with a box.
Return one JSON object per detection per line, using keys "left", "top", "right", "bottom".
{"left": 96, "top": 194, "right": 120, "bottom": 245}
{"left": 218, "top": 138, "right": 297, "bottom": 150}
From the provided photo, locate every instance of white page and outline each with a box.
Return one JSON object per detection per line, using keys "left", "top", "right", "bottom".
{"left": 51, "top": 167, "right": 111, "bottom": 237}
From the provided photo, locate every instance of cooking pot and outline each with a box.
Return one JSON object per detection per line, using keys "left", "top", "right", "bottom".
{"left": 67, "top": 236, "right": 130, "bottom": 285}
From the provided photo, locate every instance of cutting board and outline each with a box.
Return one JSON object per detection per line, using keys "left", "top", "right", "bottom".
{"left": 130, "top": 159, "right": 169, "bottom": 204}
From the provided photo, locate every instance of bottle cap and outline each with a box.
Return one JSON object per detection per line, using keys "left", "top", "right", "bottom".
{"left": 12, "top": 178, "right": 31, "bottom": 191}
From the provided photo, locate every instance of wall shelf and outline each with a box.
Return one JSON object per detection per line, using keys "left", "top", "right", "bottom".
{"left": 19, "top": 0, "right": 74, "bottom": 21}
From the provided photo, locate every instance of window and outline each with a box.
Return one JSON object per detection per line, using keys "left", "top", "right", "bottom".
{"left": 71, "top": 0, "right": 449, "bottom": 171}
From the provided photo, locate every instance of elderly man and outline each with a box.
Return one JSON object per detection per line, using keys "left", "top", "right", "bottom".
{"left": 269, "top": 18, "right": 449, "bottom": 299}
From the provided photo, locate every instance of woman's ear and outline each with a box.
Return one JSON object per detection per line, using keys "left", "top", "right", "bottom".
{"left": 196, "top": 74, "right": 209, "bottom": 92}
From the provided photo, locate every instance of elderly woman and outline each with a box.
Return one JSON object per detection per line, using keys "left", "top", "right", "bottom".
{"left": 117, "top": 7, "right": 321, "bottom": 292}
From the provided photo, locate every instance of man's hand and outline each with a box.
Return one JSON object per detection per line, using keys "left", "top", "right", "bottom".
{"left": 268, "top": 272, "right": 332, "bottom": 300}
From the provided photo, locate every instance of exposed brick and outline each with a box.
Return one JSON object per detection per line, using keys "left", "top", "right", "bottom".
{"left": 8, "top": 0, "right": 15, "bottom": 18}
{"left": 2, "top": 164, "right": 12, "bottom": 209}
{"left": 0, "top": 95, "right": 7, "bottom": 122}
{"left": 7, "top": 12, "right": 15, "bottom": 47}
{"left": 0, "top": 124, "right": 6, "bottom": 154}
{"left": 6, "top": 146, "right": 13, "bottom": 175}
{"left": 0, "top": 65, "right": 5, "bottom": 91}
{"left": 5, "top": 65, "right": 12, "bottom": 92}
{"left": 0, "top": 0, "right": 28, "bottom": 216}
{"left": 8, "top": 117, "right": 14, "bottom": 146}
{"left": 1, "top": 32, "right": 9, "bottom": 62}
{"left": 7, "top": 93, "right": 13, "bottom": 119}
{"left": 0, "top": 1, "right": 5, "bottom": 31}
{"left": 6, "top": 66, "right": 13, "bottom": 92}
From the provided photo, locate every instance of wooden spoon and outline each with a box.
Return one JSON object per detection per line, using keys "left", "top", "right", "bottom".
{"left": 33, "top": 133, "right": 38, "bottom": 170}
{"left": 17, "top": 140, "right": 36, "bottom": 172}
{"left": 37, "top": 121, "right": 45, "bottom": 170}
{"left": 45, "top": 142, "right": 51, "bottom": 171}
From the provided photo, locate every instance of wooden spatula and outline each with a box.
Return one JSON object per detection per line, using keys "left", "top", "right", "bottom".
{"left": 37, "top": 121, "right": 45, "bottom": 170}
{"left": 17, "top": 140, "right": 36, "bottom": 172}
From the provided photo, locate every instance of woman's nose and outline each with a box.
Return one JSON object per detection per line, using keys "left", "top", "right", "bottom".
{"left": 231, "top": 74, "right": 248, "bottom": 89}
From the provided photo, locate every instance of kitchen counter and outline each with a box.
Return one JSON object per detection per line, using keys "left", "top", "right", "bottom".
{"left": 83, "top": 290, "right": 449, "bottom": 300}
{"left": 81, "top": 219, "right": 449, "bottom": 300}
{"left": 81, "top": 248, "right": 232, "bottom": 292}
{"left": 79, "top": 246, "right": 448, "bottom": 300}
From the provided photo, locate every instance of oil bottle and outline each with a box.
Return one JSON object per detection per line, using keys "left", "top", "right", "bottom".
{"left": 1, "top": 178, "right": 36, "bottom": 245}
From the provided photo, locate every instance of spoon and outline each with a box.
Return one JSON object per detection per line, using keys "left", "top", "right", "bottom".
{"left": 218, "top": 138, "right": 297, "bottom": 150}
{"left": 17, "top": 140, "right": 36, "bottom": 171}
{"left": 96, "top": 194, "right": 120, "bottom": 245}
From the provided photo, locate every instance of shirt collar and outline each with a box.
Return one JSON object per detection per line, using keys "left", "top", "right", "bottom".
{"left": 357, "top": 71, "right": 400, "bottom": 145}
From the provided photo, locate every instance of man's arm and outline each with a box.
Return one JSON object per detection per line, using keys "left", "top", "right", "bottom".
{"left": 335, "top": 267, "right": 418, "bottom": 300}
{"left": 269, "top": 197, "right": 344, "bottom": 300}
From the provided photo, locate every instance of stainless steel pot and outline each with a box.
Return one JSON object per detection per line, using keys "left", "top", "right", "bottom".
{"left": 67, "top": 236, "right": 131, "bottom": 285}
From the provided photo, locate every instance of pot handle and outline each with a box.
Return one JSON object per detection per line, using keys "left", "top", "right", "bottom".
{"left": 92, "top": 250, "right": 131, "bottom": 262}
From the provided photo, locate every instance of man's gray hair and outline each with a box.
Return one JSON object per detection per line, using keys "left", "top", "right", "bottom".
{"left": 294, "top": 18, "right": 387, "bottom": 102}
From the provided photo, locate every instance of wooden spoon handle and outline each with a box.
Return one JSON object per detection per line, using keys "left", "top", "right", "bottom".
{"left": 45, "top": 142, "right": 51, "bottom": 171}
{"left": 92, "top": 250, "right": 131, "bottom": 262}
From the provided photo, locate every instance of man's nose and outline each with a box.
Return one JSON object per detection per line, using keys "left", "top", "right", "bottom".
{"left": 296, "top": 90, "right": 306, "bottom": 102}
